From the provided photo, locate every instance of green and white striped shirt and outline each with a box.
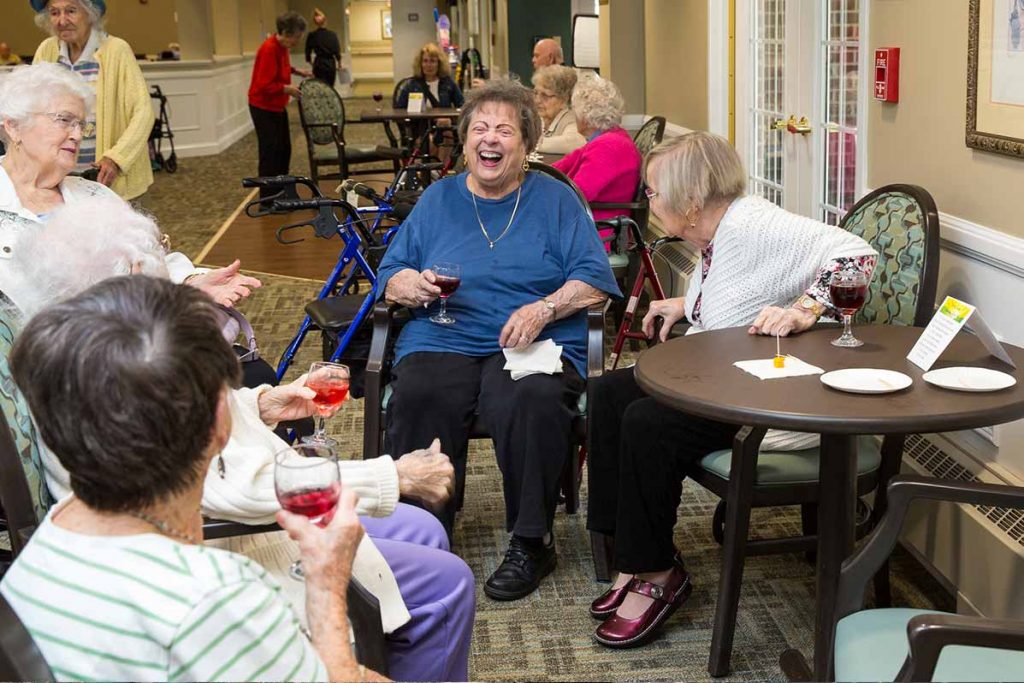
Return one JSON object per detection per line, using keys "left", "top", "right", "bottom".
{"left": 0, "top": 510, "right": 328, "bottom": 682}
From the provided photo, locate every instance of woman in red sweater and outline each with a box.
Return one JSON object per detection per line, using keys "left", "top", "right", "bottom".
{"left": 553, "top": 75, "right": 641, "bottom": 247}
{"left": 248, "top": 11, "right": 311, "bottom": 199}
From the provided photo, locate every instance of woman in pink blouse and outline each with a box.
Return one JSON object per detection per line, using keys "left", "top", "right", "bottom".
{"left": 553, "top": 75, "right": 641, "bottom": 247}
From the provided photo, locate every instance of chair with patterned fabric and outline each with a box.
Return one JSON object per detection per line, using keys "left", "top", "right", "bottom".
{"left": 670, "top": 185, "right": 939, "bottom": 676}
{"left": 298, "top": 79, "right": 404, "bottom": 186}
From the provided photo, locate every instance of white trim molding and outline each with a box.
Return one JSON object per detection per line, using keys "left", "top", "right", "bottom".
{"left": 707, "top": 0, "right": 730, "bottom": 137}
{"left": 938, "top": 212, "right": 1024, "bottom": 279}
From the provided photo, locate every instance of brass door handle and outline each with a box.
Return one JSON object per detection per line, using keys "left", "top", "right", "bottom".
{"left": 787, "top": 115, "right": 812, "bottom": 135}
{"left": 770, "top": 118, "right": 789, "bottom": 131}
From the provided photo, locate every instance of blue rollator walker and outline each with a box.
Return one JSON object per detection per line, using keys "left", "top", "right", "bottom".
{"left": 240, "top": 163, "right": 437, "bottom": 383}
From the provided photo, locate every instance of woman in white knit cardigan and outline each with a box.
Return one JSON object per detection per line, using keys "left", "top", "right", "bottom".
{"left": 585, "top": 132, "right": 877, "bottom": 648}
{"left": 532, "top": 65, "right": 585, "bottom": 154}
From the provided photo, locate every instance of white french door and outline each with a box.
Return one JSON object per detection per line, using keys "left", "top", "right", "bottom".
{"left": 735, "top": 0, "right": 865, "bottom": 224}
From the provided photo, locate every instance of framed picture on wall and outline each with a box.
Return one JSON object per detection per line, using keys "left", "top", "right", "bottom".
{"left": 381, "top": 9, "right": 392, "bottom": 40}
{"left": 967, "top": 0, "right": 1024, "bottom": 158}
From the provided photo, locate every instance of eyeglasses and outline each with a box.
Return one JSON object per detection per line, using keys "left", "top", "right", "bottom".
{"left": 644, "top": 187, "right": 659, "bottom": 200}
{"left": 35, "top": 112, "right": 95, "bottom": 137}
{"left": 533, "top": 90, "right": 557, "bottom": 100}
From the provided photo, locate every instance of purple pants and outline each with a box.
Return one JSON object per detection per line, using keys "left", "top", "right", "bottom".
{"left": 361, "top": 503, "right": 475, "bottom": 682}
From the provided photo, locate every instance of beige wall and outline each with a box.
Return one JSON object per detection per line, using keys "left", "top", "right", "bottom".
{"left": 6, "top": 0, "right": 180, "bottom": 57}
{"left": 601, "top": 0, "right": 645, "bottom": 114}
{"left": 868, "top": 1, "right": 1024, "bottom": 238}
{"left": 350, "top": 0, "right": 393, "bottom": 90}
{"left": 643, "top": 0, "right": 707, "bottom": 130}
{"left": 175, "top": 0, "right": 214, "bottom": 60}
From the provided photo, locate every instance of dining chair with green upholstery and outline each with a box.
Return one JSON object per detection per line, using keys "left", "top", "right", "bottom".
{"left": 686, "top": 183, "right": 941, "bottom": 675}
{"left": 298, "top": 78, "right": 403, "bottom": 186}
{"left": 818, "top": 474, "right": 1024, "bottom": 682}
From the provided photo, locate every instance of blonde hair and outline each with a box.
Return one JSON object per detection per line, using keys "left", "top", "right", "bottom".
{"left": 531, "top": 65, "right": 577, "bottom": 105}
{"left": 571, "top": 73, "right": 624, "bottom": 132}
{"left": 413, "top": 43, "right": 451, "bottom": 79}
{"left": 644, "top": 132, "right": 747, "bottom": 216}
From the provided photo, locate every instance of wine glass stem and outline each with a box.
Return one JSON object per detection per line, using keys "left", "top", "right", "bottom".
{"left": 843, "top": 313, "right": 853, "bottom": 338}
{"left": 440, "top": 298, "right": 448, "bottom": 318}
{"left": 314, "top": 415, "right": 327, "bottom": 442}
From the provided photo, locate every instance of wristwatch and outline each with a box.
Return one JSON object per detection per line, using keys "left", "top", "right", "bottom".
{"left": 794, "top": 294, "right": 826, "bottom": 318}
{"left": 541, "top": 298, "right": 557, "bottom": 319}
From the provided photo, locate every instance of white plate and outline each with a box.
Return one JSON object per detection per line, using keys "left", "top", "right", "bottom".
{"left": 820, "top": 368, "right": 913, "bottom": 394}
{"left": 922, "top": 366, "right": 1017, "bottom": 392}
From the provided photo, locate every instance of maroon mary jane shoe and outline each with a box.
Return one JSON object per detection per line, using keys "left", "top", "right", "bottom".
{"left": 589, "top": 553, "right": 687, "bottom": 620}
{"left": 593, "top": 564, "right": 693, "bottom": 648}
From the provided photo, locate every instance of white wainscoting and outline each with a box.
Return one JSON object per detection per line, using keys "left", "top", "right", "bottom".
{"left": 141, "top": 56, "right": 255, "bottom": 159}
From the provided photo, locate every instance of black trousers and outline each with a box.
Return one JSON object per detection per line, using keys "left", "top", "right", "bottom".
{"left": 385, "top": 351, "right": 584, "bottom": 538}
{"left": 249, "top": 105, "right": 291, "bottom": 199}
{"left": 313, "top": 62, "right": 337, "bottom": 87}
{"left": 587, "top": 367, "right": 740, "bottom": 574}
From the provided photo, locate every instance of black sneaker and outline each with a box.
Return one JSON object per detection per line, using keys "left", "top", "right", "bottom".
{"left": 483, "top": 535, "right": 557, "bottom": 601}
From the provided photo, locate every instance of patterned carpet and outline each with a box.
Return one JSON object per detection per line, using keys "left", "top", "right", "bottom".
{"left": 144, "top": 99, "right": 952, "bottom": 681}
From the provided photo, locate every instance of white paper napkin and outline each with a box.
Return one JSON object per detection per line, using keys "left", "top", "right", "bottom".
{"left": 503, "top": 339, "right": 563, "bottom": 380}
{"left": 733, "top": 356, "right": 825, "bottom": 380}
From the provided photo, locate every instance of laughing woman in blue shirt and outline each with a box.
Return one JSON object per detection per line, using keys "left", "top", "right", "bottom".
{"left": 377, "top": 79, "right": 619, "bottom": 602}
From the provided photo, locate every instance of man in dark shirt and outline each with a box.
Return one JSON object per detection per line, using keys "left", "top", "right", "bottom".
{"left": 305, "top": 9, "right": 341, "bottom": 87}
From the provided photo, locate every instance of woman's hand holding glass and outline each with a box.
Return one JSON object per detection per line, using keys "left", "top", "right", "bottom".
{"left": 642, "top": 297, "right": 688, "bottom": 342}
{"left": 303, "top": 362, "right": 350, "bottom": 446}
{"left": 257, "top": 374, "right": 326, "bottom": 425}
{"left": 277, "top": 483, "right": 363, "bottom": 584}
{"left": 274, "top": 442, "right": 343, "bottom": 580}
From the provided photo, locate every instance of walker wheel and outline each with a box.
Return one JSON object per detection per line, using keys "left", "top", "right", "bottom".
{"left": 165, "top": 155, "right": 178, "bottom": 173}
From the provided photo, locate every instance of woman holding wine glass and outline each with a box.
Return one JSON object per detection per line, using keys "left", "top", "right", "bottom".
{"left": 584, "top": 131, "right": 878, "bottom": 648}
{"left": 377, "top": 79, "right": 620, "bottom": 602}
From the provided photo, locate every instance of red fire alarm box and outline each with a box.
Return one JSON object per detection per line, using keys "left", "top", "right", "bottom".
{"left": 874, "top": 48, "right": 900, "bottom": 103}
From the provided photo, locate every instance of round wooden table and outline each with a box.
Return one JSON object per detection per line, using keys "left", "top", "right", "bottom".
{"left": 634, "top": 324, "right": 1024, "bottom": 681}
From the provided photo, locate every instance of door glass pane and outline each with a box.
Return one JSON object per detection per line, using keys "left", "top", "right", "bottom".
{"left": 819, "top": 0, "right": 859, "bottom": 223}
{"left": 749, "top": 0, "right": 786, "bottom": 206}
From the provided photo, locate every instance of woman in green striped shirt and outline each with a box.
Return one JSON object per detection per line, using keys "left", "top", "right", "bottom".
{"left": 1, "top": 277, "right": 378, "bottom": 682}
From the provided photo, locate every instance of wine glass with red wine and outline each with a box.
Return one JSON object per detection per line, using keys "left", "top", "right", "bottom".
{"left": 274, "top": 442, "right": 341, "bottom": 580}
{"left": 429, "top": 262, "right": 461, "bottom": 325}
{"left": 829, "top": 269, "right": 869, "bottom": 347}
{"left": 372, "top": 91, "right": 384, "bottom": 112}
{"left": 301, "top": 361, "right": 350, "bottom": 446}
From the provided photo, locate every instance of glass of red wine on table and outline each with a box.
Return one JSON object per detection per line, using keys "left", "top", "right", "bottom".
{"left": 302, "top": 361, "right": 350, "bottom": 447}
{"left": 429, "top": 262, "right": 462, "bottom": 325}
{"left": 274, "top": 442, "right": 341, "bottom": 580}
{"left": 372, "top": 91, "right": 384, "bottom": 112}
{"left": 829, "top": 268, "right": 869, "bottom": 347}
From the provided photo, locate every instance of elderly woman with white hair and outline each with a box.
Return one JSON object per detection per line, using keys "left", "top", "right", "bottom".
{"left": 0, "top": 62, "right": 260, "bottom": 310}
{"left": 584, "top": 132, "right": 877, "bottom": 649}
{"left": 553, "top": 74, "right": 641, "bottom": 245}
{"left": 531, "top": 65, "right": 585, "bottom": 155}
{"left": 0, "top": 196, "right": 477, "bottom": 682}
{"left": 30, "top": 0, "right": 153, "bottom": 199}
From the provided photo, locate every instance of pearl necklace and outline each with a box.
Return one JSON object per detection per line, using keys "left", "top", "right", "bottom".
{"left": 127, "top": 510, "right": 199, "bottom": 545}
{"left": 471, "top": 184, "right": 522, "bottom": 249}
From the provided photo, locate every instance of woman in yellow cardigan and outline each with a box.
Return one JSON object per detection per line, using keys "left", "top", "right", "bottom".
{"left": 31, "top": 0, "right": 153, "bottom": 201}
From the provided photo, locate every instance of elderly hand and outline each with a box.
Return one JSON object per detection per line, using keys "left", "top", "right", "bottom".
{"left": 295, "top": 68, "right": 313, "bottom": 78}
{"left": 284, "top": 84, "right": 302, "bottom": 99}
{"left": 642, "top": 297, "right": 687, "bottom": 342}
{"left": 395, "top": 438, "right": 455, "bottom": 508}
{"left": 186, "top": 259, "right": 262, "bottom": 308}
{"left": 499, "top": 301, "right": 551, "bottom": 349}
{"left": 748, "top": 305, "right": 817, "bottom": 337}
{"left": 257, "top": 374, "right": 332, "bottom": 425}
{"left": 277, "top": 486, "right": 363, "bottom": 584}
{"left": 93, "top": 157, "right": 121, "bottom": 187}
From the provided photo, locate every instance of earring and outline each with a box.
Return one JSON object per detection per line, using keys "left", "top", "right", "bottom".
{"left": 522, "top": 158, "right": 530, "bottom": 172}
{"left": 217, "top": 453, "right": 226, "bottom": 479}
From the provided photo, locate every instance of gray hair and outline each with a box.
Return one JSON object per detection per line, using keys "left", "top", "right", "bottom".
{"left": 531, "top": 65, "right": 577, "bottom": 105}
{"left": 571, "top": 74, "right": 625, "bottom": 132}
{"left": 0, "top": 63, "right": 95, "bottom": 144}
{"left": 34, "top": 0, "right": 105, "bottom": 35}
{"left": 643, "top": 131, "right": 747, "bottom": 215}
{"left": 11, "top": 276, "right": 241, "bottom": 513}
{"left": 0, "top": 197, "right": 169, "bottom": 318}
{"left": 458, "top": 78, "right": 542, "bottom": 153}
{"left": 276, "top": 11, "right": 307, "bottom": 36}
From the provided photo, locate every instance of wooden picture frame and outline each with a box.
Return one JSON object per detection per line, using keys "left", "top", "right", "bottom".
{"left": 381, "top": 9, "right": 392, "bottom": 40}
{"left": 967, "top": 0, "right": 1024, "bottom": 158}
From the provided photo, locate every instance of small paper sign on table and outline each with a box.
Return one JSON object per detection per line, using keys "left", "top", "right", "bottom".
{"left": 906, "top": 296, "right": 1015, "bottom": 371}
{"left": 406, "top": 92, "right": 424, "bottom": 113}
